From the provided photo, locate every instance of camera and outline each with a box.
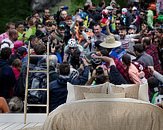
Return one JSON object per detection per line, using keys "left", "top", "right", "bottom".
{"left": 88, "top": 36, "right": 91, "bottom": 40}
{"left": 96, "top": 67, "right": 104, "bottom": 75}
{"left": 42, "top": 35, "right": 48, "bottom": 43}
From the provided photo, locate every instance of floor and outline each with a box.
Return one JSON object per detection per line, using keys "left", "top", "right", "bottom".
{"left": 0, "top": 113, "right": 46, "bottom": 130}
{"left": 0, "top": 122, "right": 43, "bottom": 130}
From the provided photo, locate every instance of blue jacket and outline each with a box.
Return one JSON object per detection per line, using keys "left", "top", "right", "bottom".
{"left": 49, "top": 66, "right": 90, "bottom": 112}
{"left": 0, "top": 59, "right": 16, "bottom": 99}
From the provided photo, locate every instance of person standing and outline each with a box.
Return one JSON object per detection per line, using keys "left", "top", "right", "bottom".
{"left": 0, "top": 47, "right": 16, "bottom": 99}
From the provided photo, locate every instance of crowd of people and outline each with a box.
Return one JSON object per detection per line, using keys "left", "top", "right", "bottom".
{"left": 0, "top": 0, "right": 162, "bottom": 113}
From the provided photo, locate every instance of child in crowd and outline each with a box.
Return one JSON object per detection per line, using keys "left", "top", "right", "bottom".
{"left": 12, "top": 59, "right": 22, "bottom": 80}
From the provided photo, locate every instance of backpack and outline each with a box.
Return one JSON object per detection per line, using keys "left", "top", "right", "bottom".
{"left": 28, "top": 66, "right": 47, "bottom": 104}
{"left": 28, "top": 64, "right": 58, "bottom": 104}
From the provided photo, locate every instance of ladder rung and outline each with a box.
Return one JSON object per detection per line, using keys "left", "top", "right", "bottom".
{"left": 29, "top": 70, "right": 47, "bottom": 73}
{"left": 27, "top": 104, "right": 47, "bottom": 107}
{"left": 28, "top": 88, "right": 47, "bottom": 91}
{"left": 30, "top": 55, "right": 47, "bottom": 57}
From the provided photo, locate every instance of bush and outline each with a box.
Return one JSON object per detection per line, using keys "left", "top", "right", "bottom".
{"left": 0, "top": 0, "right": 31, "bottom": 33}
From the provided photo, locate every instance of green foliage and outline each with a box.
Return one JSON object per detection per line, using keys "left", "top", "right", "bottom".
{"left": 0, "top": 0, "right": 31, "bottom": 33}
{"left": 0, "top": 0, "right": 127, "bottom": 33}
{"left": 69, "top": 0, "right": 126, "bottom": 14}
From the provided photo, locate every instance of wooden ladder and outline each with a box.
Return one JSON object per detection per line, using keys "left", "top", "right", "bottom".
{"left": 24, "top": 42, "right": 50, "bottom": 124}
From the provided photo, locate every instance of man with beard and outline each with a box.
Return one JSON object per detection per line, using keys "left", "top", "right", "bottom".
{"left": 115, "top": 26, "right": 140, "bottom": 55}
{"left": 42, "top": 8, "right": 50, "bottom": 25}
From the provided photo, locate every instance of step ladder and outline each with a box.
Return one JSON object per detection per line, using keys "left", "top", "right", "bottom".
{"left": 24, "top": 42, "right": 50, "bottom": 124}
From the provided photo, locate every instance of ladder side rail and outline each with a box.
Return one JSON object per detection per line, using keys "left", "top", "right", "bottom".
{"left": 24, "top": 42, "right": 31, "bottom": 124}
{"left": 46, "top": 42, "right": 50, "bottom": 115}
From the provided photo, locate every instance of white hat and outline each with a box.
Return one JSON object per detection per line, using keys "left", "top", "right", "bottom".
{"left": 100, "top": 36, "right": 121, "bottom": 48}
{"left": 132, "top": 7, "right": 137, "bottom": 11}
{"left": 122, "top": 8, "right": 128, "bottom": 14}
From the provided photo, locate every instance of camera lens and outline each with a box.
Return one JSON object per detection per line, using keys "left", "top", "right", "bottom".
{"left": 96, "top": 67, "right": 103, "bottom": 75}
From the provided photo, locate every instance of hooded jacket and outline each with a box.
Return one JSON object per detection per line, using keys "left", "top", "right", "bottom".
{"left": 49, "top": 66, "right": 90, "bottom": 112}
{"left": 49, "top": 75, "right": 69, "bottom": 112}
{"left": 0, "top": 59, "right": 16, "bottom": 99}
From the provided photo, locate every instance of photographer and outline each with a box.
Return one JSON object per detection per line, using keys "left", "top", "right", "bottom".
{"left": 91, "top": 54, "right": 128, "bottom": 85}
{"left": 86, "top": 65, "right": 109, "bottom": 85}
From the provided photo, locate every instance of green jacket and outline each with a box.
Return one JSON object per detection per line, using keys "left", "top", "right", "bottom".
{"left": 24, "top": 26, "right": 36, "bottom": 42}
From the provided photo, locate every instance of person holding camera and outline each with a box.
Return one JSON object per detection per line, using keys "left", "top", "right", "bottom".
{"left": 86, "top": 65, "right": 109, "bottom": 85}
{"left": 91, "top": 53, "right": 128, "bottom": 85}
